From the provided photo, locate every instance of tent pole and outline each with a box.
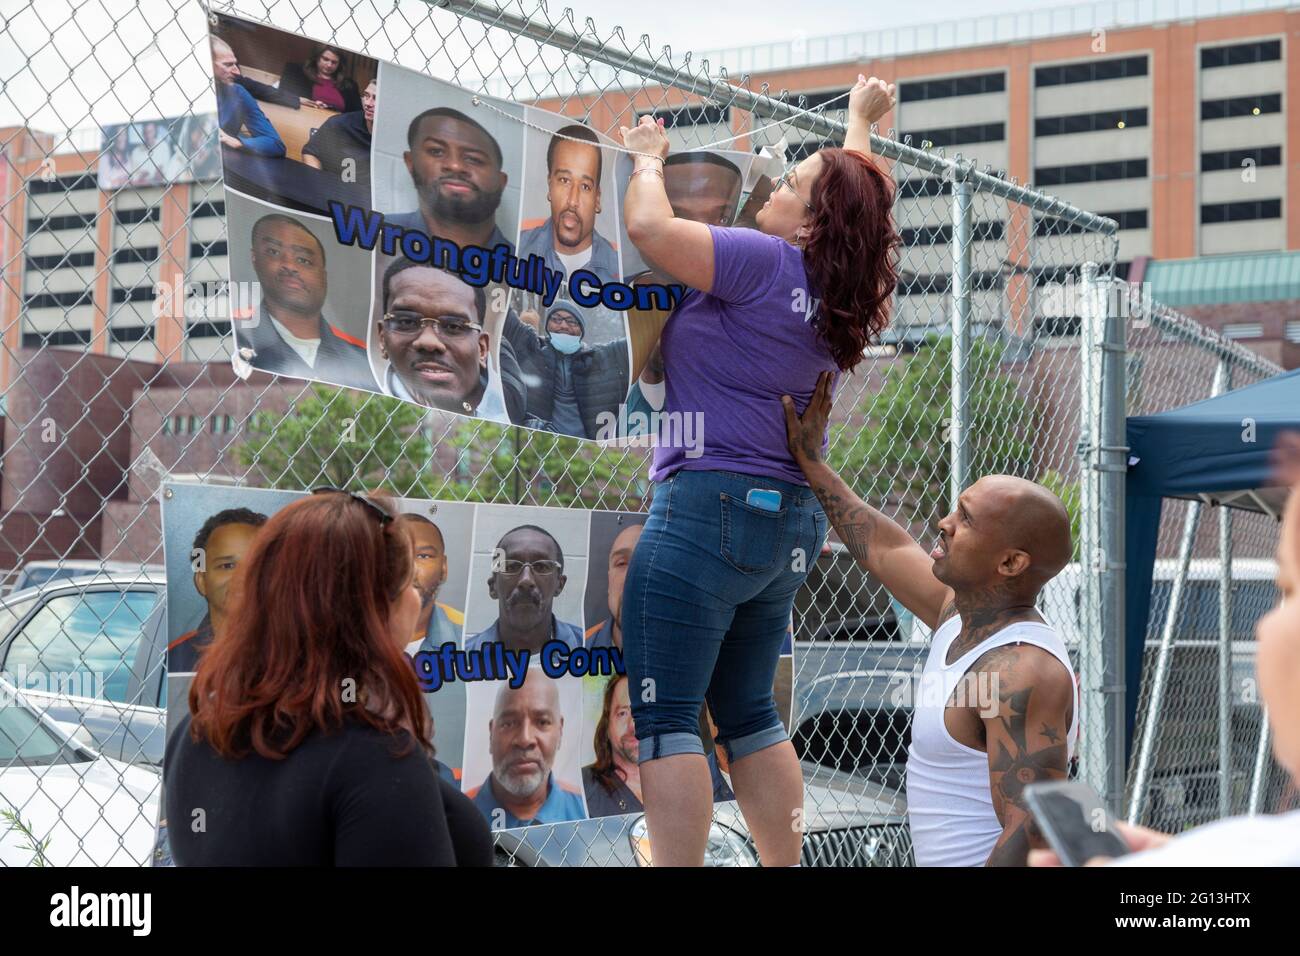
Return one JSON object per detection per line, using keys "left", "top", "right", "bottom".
{"left": 1248, "top": 707, "right": 1271, "bottom": 815}
{"left": 1218, "top": 502, "right": 1233, "bottom": 817}
{"left": 1128, "top": 359, "right": 1227, "bottom": 824}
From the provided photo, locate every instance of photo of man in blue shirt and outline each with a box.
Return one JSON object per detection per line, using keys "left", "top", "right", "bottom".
{"left": 211, "top": 37, "right": 286, "bottom": 157}
{"left": 468, "top": 676, "right": 586, "bottom": 827}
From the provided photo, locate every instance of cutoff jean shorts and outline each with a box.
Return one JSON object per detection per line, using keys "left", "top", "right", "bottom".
{"left": 622, "top": 468, "right": 828, "bottom": 765}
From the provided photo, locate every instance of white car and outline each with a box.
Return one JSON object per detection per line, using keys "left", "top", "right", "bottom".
{"left": 0, "top": 681, "right": 160, "bottom": 866}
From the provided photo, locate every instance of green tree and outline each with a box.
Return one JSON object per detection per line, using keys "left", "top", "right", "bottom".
{"left": 827, "top": 334, "right": 1036, "bottom": 525}
{"left": 444, "top": 420, "right": 651, "bottom": 510}
{"left": 235, "top": 384, "right": 435, "bottom": 494}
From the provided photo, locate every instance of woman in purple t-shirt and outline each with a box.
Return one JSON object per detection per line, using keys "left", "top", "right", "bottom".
{"left": 615, "top": 75, "right": 901, "bottom": 865}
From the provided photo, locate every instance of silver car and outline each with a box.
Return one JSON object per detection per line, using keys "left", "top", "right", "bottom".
{"left": 0, "top": 572, "right": 168, "bottom": 768}
{"left": 491, "top": 761, "right": 913, "bottom": 866}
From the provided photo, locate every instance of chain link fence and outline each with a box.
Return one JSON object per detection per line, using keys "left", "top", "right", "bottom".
{"left": 0, "top": 0, "right": 1286, "bottom": 865}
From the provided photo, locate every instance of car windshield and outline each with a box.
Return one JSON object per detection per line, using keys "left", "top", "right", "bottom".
{"left": 0, "top": 687, "right": 92, "bottom": 766}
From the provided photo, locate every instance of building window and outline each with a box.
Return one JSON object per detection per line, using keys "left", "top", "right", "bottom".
{"left": 21, "top": 328, "right": 92, "bottom": 348}
{"left": 901, "top": 221, "right": 1004, "bottom": 246}
{"left": 111, "top": 286, "right": 157, "bottom": 304}
{"left": 1200, "top": 145, "right": 1281, "bottom": 172}
{"left": 109, "top": 325, "right": 154, "bottom": 343}
{"left": 897, "top": 176, "right": 951, "bottom": 199}
{"left": 1034, "top": 55, "right": 1147, "bottom": 88}
{"left": 1201, "top": 92, "right": 1282, "bottom": 120}
{"left": 26, "top": 212, "right": 96, "bottom": 233}
{"left": 638, "top": 104, "right": 729, "bottom": 128}
{"left": 1222, "top": 323, "right": 1263, "bottom": 340}
{"left": 113, "top": 206, "right": 160, "bottom": 225}
{"left": 190, "top": 239, "right": 228, "bottom": 258}
{"left": 1035, "top": 107, "right": 1148, "bottom": 137}
{"left": 1200, "top": 40, "right": 1281, "bottom": 70}
{"left": 27, "top": 172, "right": 97, "bottom": 195}
{"left": 1285, "top": 320, "right": 1300, "bottom": 344}
{"left": 901, "top": 122, "right": 1004, "bottom": 148}
{"left": 112, "top": 246, "right": 159, "bottom": 264}
{"left": 1034, "top": 158, "right": 1147, "bottom": 186}
{"left": 186, "top": 320, "right": 232, "bottom": 338}
{"left": 1035, "top": 209, "right": 1147, "bottom": 236}
{"left": 899, "top": 72, "right": 1004, "bottom": 102}
{"left": 1200, "top": 199, "right": 1282, "bottom": 223}
{"left": 26, "top": 251, "right": 95, "bottom": 270}
{"left": 190, "top": 200, "right": 226, "bottom": 218}
{"left": 24, "top": 290, "right": 93, "bottom": 309}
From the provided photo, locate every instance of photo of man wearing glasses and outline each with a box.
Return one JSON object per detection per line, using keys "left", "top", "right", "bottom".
{"left": 373, "top": 256, "right": 525, "bottom": 422}
{"left": 465, "top": 524, "right": 584, "bottom": 654}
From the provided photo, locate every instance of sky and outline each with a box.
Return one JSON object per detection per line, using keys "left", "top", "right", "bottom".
{"left": 0, "top": 0, "right": 1282, "bottom": 138}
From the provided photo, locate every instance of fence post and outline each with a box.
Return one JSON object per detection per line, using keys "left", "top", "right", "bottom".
{"left": 1078, "top": 263, "right": 1126, "bottom": 808}
{"left": 1097, "top": 267, "right": 1129, "bottom": 813}
{"left": 1128, "top": 358, "right": 1228, "bottom": 824}
{"left": 949, "top": 168, "right": 972, "bottom": 509}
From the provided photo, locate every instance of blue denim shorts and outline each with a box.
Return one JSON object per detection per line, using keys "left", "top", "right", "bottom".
{"left": 621, "top": 468, "right": 827, "bottom": 764}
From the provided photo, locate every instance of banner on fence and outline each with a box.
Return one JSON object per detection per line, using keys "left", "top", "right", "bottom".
{"left": 209, "top": 12, "right": 774, "bottom": 444}
{"left": 162, "top": 483, "right": 795, "bottom": 830}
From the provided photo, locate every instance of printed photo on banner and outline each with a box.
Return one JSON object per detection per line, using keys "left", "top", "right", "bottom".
{"left": 159, "top": 485, "right": 300, "bottom": 739}
{"left": 462, "top": 671, "right": 589, "bottom": 828}
{"left": 370, "top": 60, "right": 524, "bottom": 256}
{"left": 461, "top": 504, "right": 590, "bottom": 654}
{"left": 97, "top": 114, "right": 221, "bottom": 190}
{"left": 224, "top": 190, "right": 379, "bottom": 392}
{"left": 369, "top": 251, "right": 516, "bottom": 422}
{"left": 501, "top": 105, "right": 633, "bottom": 442}
{"left": 615, "top": 147, "right": 758, "bottom": 442}
{"left": 392, "top": 500, "right": 475, "bottom": 656}
{"left": 210, "top": 13, "right": 377, "bottom": 214}
{"left": 581, "top": 511, "right": 645, "bottom": 652}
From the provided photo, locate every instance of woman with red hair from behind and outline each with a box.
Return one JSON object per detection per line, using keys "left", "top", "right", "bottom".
{"left": 617, "top": 74, "right": 901, "bottom": 866}
{"left": 164, "top": 489, "right": 491, "bottom": 866}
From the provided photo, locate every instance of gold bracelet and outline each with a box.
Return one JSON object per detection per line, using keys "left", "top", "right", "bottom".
{"left": 631, "top": 167, "right": 664, "bottom": 181}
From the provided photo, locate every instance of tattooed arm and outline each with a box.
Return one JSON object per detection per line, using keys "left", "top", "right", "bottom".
{"left": 781, "top": 371, "right": 954, "bottom": 629}
{"left": 976, "top": 645, "right": 1074, "bottom": 867}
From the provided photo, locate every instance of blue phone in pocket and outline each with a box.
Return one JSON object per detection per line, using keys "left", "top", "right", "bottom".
{"left": 746, "top": 488, "right": 782, "bottom": 512}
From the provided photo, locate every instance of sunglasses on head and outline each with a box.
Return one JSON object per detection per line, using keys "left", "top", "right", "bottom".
{"left": 311, "top": 487, "right": 394, "bottom": 525}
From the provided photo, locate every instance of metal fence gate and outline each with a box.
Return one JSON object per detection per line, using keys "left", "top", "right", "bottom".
{"left": 0, "top": 0, "right": 1286, "bottom": 865}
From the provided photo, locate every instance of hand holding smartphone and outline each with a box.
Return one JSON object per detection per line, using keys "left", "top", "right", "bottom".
{"left": 1024, "top": 780, "right": 1132, "bottom": 867}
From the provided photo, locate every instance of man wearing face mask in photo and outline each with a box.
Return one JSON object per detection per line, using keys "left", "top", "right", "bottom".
{"left": 375, "top": 256, "right": 525, "bottom": 422}
{"left": 501, "top": 302, "right": 629, "bottom": 439}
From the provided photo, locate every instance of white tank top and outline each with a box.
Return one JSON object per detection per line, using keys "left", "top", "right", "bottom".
{"left": 905, "top": 615, "right": 1079, "bottom": 867}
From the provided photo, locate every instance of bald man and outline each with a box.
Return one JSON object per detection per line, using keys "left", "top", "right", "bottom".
{"left": 783, "top": 372, "right": 1079, "bottom": 867}
{"left": 210, "top": 37, "right": 285, "bottom": 157}
{"left": 467, "top": 676, "right": 587, "bottom": 827}
{"left": 585, "top": 522, "right": 644, "bottom": 650}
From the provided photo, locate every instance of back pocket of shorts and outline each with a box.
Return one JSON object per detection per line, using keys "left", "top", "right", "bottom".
{"left": 719, "top": 492, "right": 787, "bottom": 574}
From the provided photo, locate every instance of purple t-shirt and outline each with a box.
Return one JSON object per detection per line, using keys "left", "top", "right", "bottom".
{"left": 650, "top": 225, "right": 838, "bottom": 485}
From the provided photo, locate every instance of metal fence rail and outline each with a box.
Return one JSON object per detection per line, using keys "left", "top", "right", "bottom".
{"left": 0, "top": 0, "right": 1285, "bottom": 866}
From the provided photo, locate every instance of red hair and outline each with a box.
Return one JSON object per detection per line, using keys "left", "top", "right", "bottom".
{"left": 188, "top": 490, "right": 430, "bottom": 759}
{"left": 803, "top": 147, "right": 900, "bottom": 371}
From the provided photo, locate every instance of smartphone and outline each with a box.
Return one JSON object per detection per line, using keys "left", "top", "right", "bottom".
{"left": 1023, "top": 780, "right": 1132, "bottom": 867}
{"left": 746, "top": 488, "right": 782, "bottom": 512}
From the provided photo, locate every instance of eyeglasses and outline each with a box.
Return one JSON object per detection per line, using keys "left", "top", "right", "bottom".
{"left": 495, "top": 558, "right": 563, "bottom": 578}
{"left": 773, "top": 168, "right": 814, "bottom": 212}
{"left": 383, "top": 311, "right": 483, "bottom": 340}
{"left": 311, "top": 486, "right": 394, "bottom": 525}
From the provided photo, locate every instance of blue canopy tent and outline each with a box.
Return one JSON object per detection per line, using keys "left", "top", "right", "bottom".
{"left": 1124, "top": 368, "right": 1298, "bottom": 810}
